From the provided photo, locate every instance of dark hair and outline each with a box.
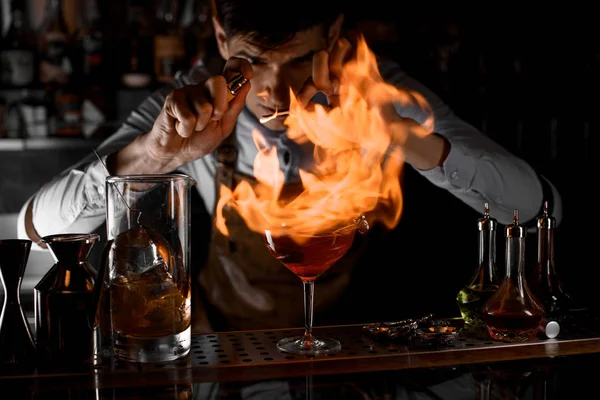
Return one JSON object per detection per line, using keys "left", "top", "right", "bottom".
{"left": 211, "top": 0, "right": 345, "bottom": 49}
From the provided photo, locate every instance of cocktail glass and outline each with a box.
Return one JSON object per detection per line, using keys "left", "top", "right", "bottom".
{"left": 263, "top": 214, "right": 369, "bottom": 356}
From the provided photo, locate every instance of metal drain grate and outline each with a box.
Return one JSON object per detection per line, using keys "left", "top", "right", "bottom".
{"left": 99, "top": 311, "right": 600, "bottom": 374}
{"left": 183, "top": 325, "right": 522, "bottom": 367}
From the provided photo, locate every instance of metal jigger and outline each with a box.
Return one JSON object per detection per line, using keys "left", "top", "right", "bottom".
{"left": 0, "top": 239, "right": 37, "bottom": 369}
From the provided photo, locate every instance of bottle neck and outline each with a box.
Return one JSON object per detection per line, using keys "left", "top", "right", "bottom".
{"left": 42, "top": 0, "right": 69, "bottom": 34}
{"left": 537, "top": 226, "right": 555, "bottom": 274}
{"left": 77, "top": 0, "right": 101, "bottom": 32}
{"left": 472, "top": 228, "right": 497, "bottom": 286}
{"left": 11, "top": 9, "right": 24, "bottom": 29}
{"left": 45, "top": 0, "right": 61, "bottom": 21}
{"left": 191, "top": 0, "right": 210, "bottom": 25}
{"left": 156, "top": 0, "right": 180, "bottom": 34}
{"left": 126, "top": 3, "right": 152, "bottom": 35}
{"left": 505, "top": 236, "right": 526, "bottom": 288}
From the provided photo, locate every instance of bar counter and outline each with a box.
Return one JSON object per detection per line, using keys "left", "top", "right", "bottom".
{"left": 3, "top": 312, "right": 600, "bottom": 398}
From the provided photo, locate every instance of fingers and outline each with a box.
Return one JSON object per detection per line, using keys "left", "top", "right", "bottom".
{"left": 204, "top": 75, "right": 228, "bottom": 122}
{"left": 312, "top": 50, "right": 333, "bottom": 95}
{"left": 329, "top": 38, "right": 352, "bottom": 78}
{"left": 312, "top": 38, "right": 353, "bottom": 96}
{"left": 164, "top": 89, "right": 197, "bottom": 138}
{"left": 305, "top": 38, "right": 354, "bottom": 109}
{"left": 295, "top": 76, "right": 320, "bottom": 108}
{"left": 222, "top": 56, "right": 254, "bottom": 82}
{"left": 224, "top": 78, "right": 250, "bottom": 120}
{"left": 217, "top": 56, "right": 253, "bottom": 130}
{"left": 162, "top": 56, "right": 254, "bottom": 141}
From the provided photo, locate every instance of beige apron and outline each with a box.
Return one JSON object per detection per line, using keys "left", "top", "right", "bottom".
{"left": 192, "top": 133, "right": 372, "bottom": 332}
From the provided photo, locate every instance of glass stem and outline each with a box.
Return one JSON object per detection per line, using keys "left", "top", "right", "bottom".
{"left": 301, "top": 280, "right": 315, "bottom": 346}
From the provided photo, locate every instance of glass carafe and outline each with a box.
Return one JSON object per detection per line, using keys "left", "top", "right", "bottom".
{"left": 456, "top": 203, "right": 500, "bottom": 327}
{"left": 35, "top": 233, "right": 102, "bottom": 368}
{"left": 483, "top": 210, "right": 544, "bottom": 342}
{"left": 105, "top": 174, "right": 196, "bottom": 363}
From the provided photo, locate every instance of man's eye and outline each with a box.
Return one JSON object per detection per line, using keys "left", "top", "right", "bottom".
{"left": 247, "top": 57, "right": 265, "bottom": 65}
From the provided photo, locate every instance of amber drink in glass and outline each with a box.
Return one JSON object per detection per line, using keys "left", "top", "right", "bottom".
{"left": 106, "top": 174, "right": 195, "bottom": 363}
{"left": 483, "top": 210, "right": 544, "bottom": 342}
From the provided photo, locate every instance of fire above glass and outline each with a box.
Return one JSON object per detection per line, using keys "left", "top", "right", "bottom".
{"left": 263, "top": 214, "right": 369, "bottom": 356}
{"left": 214, "top": 38, "right": 430, "bottom": 351}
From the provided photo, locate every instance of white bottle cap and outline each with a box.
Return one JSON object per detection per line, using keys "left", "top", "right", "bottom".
{"left": 545, "top": 321, "right": 560, "bottom": 339}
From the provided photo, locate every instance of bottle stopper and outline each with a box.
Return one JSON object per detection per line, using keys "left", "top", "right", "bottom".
{"left": 478, "top": 202, "right": 497, "bottom": 232}
{"left": 506, "top": 209, "right": 526, "bottom": 238}
{"left": 537, "top": 201, "right": 556, "bottom": 230}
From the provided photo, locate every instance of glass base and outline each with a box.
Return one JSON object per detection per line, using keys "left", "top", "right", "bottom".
{"left": 277, "top": 335, "right": 341, "bottom": 356}
{"left": 113, "top": 326, "right": 191, "bottom": 363}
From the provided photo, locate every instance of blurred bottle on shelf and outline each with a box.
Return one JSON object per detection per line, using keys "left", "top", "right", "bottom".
{"left": 0, "top": 0, "right": 38, "bottom": 89}
{"left": 38, "top": 0, "right": 82, "bottom": 137}
{"left": 119, "top": 0, "right": 154, "bottom": 89}
{"left": 153, "top": 0, "right": 185, "bottom": 84}
{"left": 183, "top": 0, "right": 214, "bottom": 68}
{"left": 38, "top": 0, "right": 72, "bottom": 87}
{"left": 74, "top": 0, "right": 104, "bottom": 86}
{"left": 74, "top": 0, "right": 107, "bottom": 137}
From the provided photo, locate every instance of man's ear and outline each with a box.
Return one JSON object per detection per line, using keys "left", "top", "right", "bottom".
{"left": 327, "top": 14, "right": 345, "bottom": 51}
{"left": 213, "top": 15, "right": 230, "bottom": 59}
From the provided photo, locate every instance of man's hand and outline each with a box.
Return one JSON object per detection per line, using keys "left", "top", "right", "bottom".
{"left": 109, "top": 57, "right": 253, "bottom": 175}
{"left": 294, "top": 38, "right": 448, "bottom": 171}
{"left": 295, "top": 38, "right": 353, "bottom": 109}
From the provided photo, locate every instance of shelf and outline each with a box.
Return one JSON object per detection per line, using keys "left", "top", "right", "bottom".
{"left": 0, "top": 137, "right": 104, "bottom": 151}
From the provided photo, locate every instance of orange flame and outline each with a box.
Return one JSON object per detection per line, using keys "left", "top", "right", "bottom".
{"left": 215, "top": 37, "right": 433, "bottom": 240}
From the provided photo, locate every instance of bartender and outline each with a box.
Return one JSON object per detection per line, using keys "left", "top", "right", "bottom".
{"left": 17, "top": 0, "right": 562, "bottom": 331}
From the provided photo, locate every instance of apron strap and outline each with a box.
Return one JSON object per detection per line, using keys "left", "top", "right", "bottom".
{"left": 214, "top": 128, "right": 238, "bottom": 193}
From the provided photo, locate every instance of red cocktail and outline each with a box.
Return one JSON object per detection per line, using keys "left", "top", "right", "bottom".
{"left": 263, "top": 214, "right": 369, "bottom": 356}
{"left": 264, "top": 229, "right": 356, "bottom": 280}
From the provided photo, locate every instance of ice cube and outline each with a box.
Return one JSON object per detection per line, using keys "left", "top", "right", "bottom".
{"left": 110, "top": 226, "right": 172, "bottom": 277}
{"left": 112, "top": 262, "right": 186, "bottom": 332}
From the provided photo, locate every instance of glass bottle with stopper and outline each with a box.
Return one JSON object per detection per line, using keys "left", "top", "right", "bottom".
{"left": 456, "top": 202, "right": 500, "bottom": 327}
{"left": 483, "top": 209, "right": 544, "bottom": 342}
{"left": 527, "top": 201, "right": 572, "bottom": 321}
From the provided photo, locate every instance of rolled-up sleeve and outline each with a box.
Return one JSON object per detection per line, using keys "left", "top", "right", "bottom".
{"left": 415, "top": 117, "right": 544, "bottom": 225}
{"left": 17, "top": 86, "right": 173, "bottom": 247}
{"left": 17, "top": 146, "right": 129, "bottom": 250}
{"left": 16, "top": 63, "right": 213, "bottom": 248}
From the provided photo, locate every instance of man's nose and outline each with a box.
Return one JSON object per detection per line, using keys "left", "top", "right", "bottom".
{"left": 263, "top": 67, "right": 291, "bottom": 106}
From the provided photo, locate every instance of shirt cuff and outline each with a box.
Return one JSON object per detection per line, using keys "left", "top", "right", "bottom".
{"left": 29, "top": 158, "right": 109, "bottom": 239}
{"left": 415, "top": 140, "right": 477, "bottom": 192}
{"left": 83, "top": 157, "right": 111, "bottom": 207}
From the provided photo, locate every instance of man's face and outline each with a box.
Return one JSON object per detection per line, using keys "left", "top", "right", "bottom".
{"left": 227, "top": 26, "right": 329, "bottom": 131}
